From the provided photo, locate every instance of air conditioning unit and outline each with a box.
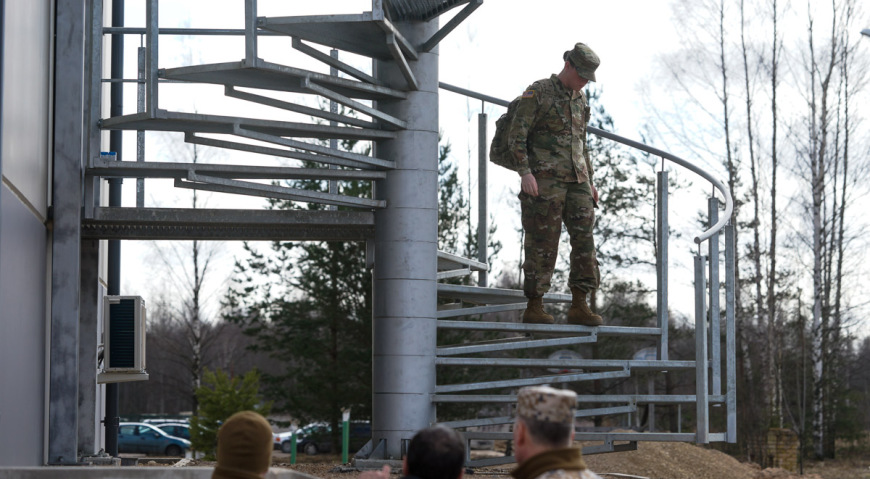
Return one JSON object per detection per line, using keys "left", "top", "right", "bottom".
{"left": 97, "top": 296, "right": 149, "bottom": 384}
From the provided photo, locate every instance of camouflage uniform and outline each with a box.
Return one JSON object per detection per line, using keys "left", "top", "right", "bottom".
{"left": 510, "top": 449, "right": 603, "bottom": 479}
{"left": 512, "top": 387, "right": 603, "bottom": 479}
{"left": 507, "top": 74, "right": 599, "bottom": 298}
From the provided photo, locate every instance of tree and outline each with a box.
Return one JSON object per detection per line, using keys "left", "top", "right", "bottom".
{"left": 189, "top": 368, "right": 271, "bottom": 459}
{"left": 224, "top": 139, "right": 373, "bottom": 450}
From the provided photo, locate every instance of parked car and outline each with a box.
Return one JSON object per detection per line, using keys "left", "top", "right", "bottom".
{"left": 273, "top": 429, "right": 297, "bottom": 454}
{"left": 157, "top": 423, "right": 191, "bottom": 441}
{"left": 118, "top": 422, "right": 190, "bottom": 456}
{"left": 295, "top": 421, "right": 370, "bottom": 455}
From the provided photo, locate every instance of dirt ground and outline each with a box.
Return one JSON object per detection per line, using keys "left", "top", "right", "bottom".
{"left": 160, "top": 441, "right": 870, "bottom": 479}
{"left": 261, "top": 442, "right": 870, "bottom": 479}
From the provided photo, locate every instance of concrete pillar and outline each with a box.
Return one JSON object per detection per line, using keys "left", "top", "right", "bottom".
{"left": 372, "top": 19, "right": 439, "bottom": 459}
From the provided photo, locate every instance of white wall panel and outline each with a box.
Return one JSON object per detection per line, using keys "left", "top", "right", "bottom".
{"left": 1, "top": 0, "right": 51, "bottom": 219}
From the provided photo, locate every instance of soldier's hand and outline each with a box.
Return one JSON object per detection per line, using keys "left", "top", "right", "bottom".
{"left": 521, "top": 173, "right": 539, "bottom": 197}
{"left": 591, "top": 183, "right": 599, "bottom": 205}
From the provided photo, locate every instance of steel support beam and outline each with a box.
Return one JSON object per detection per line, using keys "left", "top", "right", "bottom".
{"left": 477, "top": 111, "right": 487, "bottom": 286}
{"left": 49, "top": 0, "right": 87, "bottom": 464}
{"left": 725, "top": 224, "right": 737, "bottom": 442}
{"left": 708, "top": 198, "right": 721, "bottom": 396}
{"left": 371, "top": 18, "right": 439, "bottom": 460}
{"left": 694, "top": 255, "right": 709, "bottom": 444}
{"left": 656, "top": 169, "right": 669, "bottom": 360}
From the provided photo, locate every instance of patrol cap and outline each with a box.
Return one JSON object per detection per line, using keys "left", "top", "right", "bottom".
{"left": 563, "top": 43, "right": 600, "bottom": 82}
{"left": 214, "top": 411, "right": 273, "bottom": 479}
{"left": 516, "top": 386, "right": 577, "bottom": 423}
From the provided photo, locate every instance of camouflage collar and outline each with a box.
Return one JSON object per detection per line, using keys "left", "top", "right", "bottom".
{"left": 511, "top": 447, "right": 588, "bottom": 479}
{"left": 549, "top": 74, "right": 581, "bottom": 100}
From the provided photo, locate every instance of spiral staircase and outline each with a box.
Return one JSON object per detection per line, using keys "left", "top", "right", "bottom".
{"left": 84, "top": 0, "right": 736, "bottom": 466}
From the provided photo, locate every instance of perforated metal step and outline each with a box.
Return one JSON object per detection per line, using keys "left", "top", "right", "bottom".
{"left": 101, "top": 110, "right": 396, "bottom": 142}
{"left": 81, "top": 207, "right": 375, "bottom": 241}
{"left": 162, "top": 59, "right": 406, "bottom": 101}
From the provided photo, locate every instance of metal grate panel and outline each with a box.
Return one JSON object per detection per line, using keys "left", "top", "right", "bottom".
{"left": 108, "top": 300, "right": 136, "bottom": 368}
{"left": 385, "top": 0, "right": 471, "bottom": 21}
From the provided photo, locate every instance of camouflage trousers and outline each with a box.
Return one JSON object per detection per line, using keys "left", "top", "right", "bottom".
{"left": 520, "top": 177, "right": 599, "bottom": 298}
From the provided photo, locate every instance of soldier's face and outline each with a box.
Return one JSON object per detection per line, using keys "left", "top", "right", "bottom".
{"left": 564, "top": 61, "right": 590, "bottom": 91}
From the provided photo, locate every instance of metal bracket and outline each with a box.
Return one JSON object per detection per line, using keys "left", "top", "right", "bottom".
{"left": 419, "top": 0, "right": 483, "bottom": 52}
{"left": 176, "top": 171, "right": 386, "bottom": 209}
{"left": 225, "top": 86, "right": 377, "bottom": 129}
{"left": 232, "top": 125, "right": 396, "bottom": 170}
{"left": 385, "top": 33, "right": 418, "bottom": 90}
{"left": 302, "top": 77, "right": 407, "bottom": 129}
{"left": 292, "top": 37, "right": 383, "bottom": 86}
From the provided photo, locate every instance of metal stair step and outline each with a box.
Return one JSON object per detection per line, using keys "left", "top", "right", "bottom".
{"left": 438, "top": 405, "right": 636, "bottom": 429}
{"left": 437, "top": 283, "right": 570, "bottom": 305}
{"left": 435, "top": 358, "right": 697, "bottom": 371}
{"left": 175, "top": 172, "right": 385, "bottom": 209}
{"left": 437, "top": 250, "right": 487, "bottom": 272}
{"left": 432, "top": 393, "right": 728, "bottom": 405}
{"left": 81, "top": 207, "right": 375, "bottom": 241}
{"left": 87, "top": 157, "right": 388, "bottom": 181}
{"left": 161, "top": 59, "right": 406, "bottom": 101}
{"left": 100, "top": 110, "right": 396, "bottom": 142}
{"left": 434, "top": 368, "right": 631, "bottom": 393}
{"left": 437, "top": 320, "right": 662, "bottom": 337}
{"left": 258, "top": 13, "right": 418, "bottom": 61}
{"left": 436, "top": 333, "right": 598, "bottom": 356}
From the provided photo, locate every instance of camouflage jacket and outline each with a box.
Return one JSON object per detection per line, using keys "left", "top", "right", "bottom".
{"left": 507, "top": 74, "right": 593, "bottom": 183}
{"left": 511, "top": 447, "right": 602, "bottom": 479}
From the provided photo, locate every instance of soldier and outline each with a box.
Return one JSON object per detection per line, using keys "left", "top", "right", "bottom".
{"left": 212, "top": 411, "right": 274, "bottom": 479}
{"left": 506, "top": 43, "right": 602, "bottom": 326}
{"left": 360, "top": 425, "right": 465, "bottom": 479}
{"left": 512, "top": 386, "right": 602, "bottom": 479}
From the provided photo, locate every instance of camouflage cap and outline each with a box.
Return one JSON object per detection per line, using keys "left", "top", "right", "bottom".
{"left": 563, "top": 43, "right": 600, "bottom": 82}
{"left": 516, "top": 386, "right": 577, "bottom": 423}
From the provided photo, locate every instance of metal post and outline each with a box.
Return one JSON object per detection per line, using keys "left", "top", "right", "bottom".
{"left": 137, "top": 46, "right": 145, "bottom": 207}
{"left": 105, "top": 0, "right": 125, "bottom": 457}
{"left": 372, "top": 19, "right": 439, "bottom": 460}
{"left": 329, "top": 49, "right": 338, "bottom": 211}
{"left": 477, "top": 110, "right": 487, "bottom": 287}
{"left": 656, "top": 169, "right": 669, "bottom": 360}
{"left": 79, "top": 0, "right": 105, "bottom": 457}
{"left": 725, "top": 224, "right": 737, "bottom": 442}
{"left": 694, "top": 254, "right": 709, "bottom": 444}
{"left": 49, "top": 0, "right": 87, "bottom": 464}
{"left": 145, "top": 0, "right": 158, "bottom": 114}
{"left": 84, "top": 0, "right": 104, "bottom": 219}
{"left": 244, "top": 0, "right": 257, "bottom": 64}
{"left": 708, "top": 198, "right": 720, "bottom": 396}
{"left": 648, "top": 376, "right": 655, "bottom": 432}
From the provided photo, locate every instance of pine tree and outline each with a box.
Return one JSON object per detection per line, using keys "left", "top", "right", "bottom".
{"left": 189, "top": 368, "right": 270, "bottom": 459}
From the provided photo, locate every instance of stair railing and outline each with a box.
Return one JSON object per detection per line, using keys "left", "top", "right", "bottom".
{"left": 438, "top": 82, "right": 737, "bottom": 448}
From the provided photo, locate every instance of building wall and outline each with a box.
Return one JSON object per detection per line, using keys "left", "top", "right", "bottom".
{"left": 0, "top": 0, "right": 53, "bottom": 467}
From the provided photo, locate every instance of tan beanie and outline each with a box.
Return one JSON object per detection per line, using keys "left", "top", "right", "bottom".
{"left": 212, "top": 411, "right": 273, "bottom": 479}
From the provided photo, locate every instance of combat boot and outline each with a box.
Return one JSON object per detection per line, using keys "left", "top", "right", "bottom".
{"left": 522, "top": 297, "right": 554, "bottom": 324}
{"left": 567, "top": 288, "right": 603, "bottom": 326}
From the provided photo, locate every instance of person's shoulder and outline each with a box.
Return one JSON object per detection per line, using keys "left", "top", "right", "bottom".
{"left": 519, "top": 78, "right": 553, "bottom": 100}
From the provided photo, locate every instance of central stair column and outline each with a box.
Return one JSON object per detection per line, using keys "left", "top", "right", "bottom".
{"left": 372, "top": 18, "right": 439, "bottom": 459}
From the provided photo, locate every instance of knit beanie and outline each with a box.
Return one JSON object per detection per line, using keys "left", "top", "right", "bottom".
{"left": 212, "top": 411, "right": 273, "bottom": 479}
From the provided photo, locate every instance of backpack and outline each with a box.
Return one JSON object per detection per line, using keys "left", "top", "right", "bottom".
{"left": 488, "top": 96, "right": 524, "bottom": 171}
{"left": 489, "top": 86, "right": 555, "bottom": 172}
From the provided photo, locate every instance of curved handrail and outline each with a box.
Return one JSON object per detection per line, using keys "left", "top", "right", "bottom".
{"left": 588, "top": 126, "right": 733, "bottom": 244}
{"left": 438, "top": 82, "right": 734, "bottom": 244}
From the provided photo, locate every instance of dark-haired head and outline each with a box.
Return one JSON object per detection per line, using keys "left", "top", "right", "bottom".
{"left": 405, "top": 425, "right": 465, "bottom": 479}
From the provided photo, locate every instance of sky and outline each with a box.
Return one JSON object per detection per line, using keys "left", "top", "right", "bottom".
{"left": 115, "top": 1, "right": 869, "bottom": 331}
